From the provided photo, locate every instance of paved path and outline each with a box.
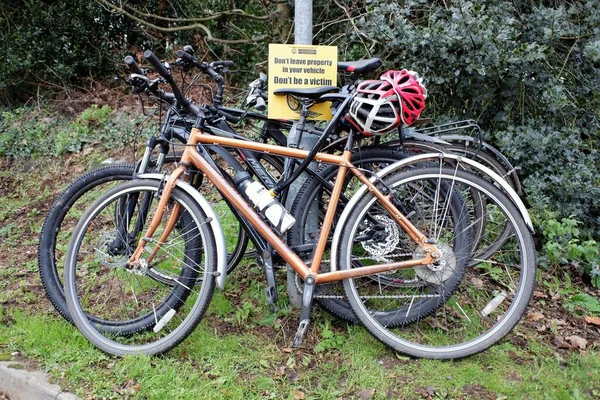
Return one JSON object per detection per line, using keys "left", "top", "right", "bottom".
{"left": 0, "top": 362, "right": 79, "bottom": 400}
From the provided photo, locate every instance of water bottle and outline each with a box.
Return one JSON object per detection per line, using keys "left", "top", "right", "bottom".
{"left": 234, "top": 172, "right": 296, "bottom": 233}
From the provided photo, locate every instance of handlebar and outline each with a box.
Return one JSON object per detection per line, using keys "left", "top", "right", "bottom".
{"left": 124, "top": 56, "right": 178, "bottom": 105}
{"left": 175, "top": 49, "right": 234, "bottom": 106}
{"left": 144, "top": 50, "right": 193, "bottom": 112}
{"left": 255, "top": 96, "right": 266, "bottom": 112}
{"left": 124, "top": 56, "right": 144, "bottom": 75}
{"left": 143, "top": 50, "right": 170, "bottom": 78}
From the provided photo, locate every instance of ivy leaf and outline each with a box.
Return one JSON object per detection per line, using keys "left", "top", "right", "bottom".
{"left": 569, "top": 293, "right": 600, "bottom": 313}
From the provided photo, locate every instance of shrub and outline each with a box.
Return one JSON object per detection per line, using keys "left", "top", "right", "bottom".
{"left": 351, "top": 0, "right": 600, "bottom": 240}
{"left": 536, "top": 212, "right": 600, "bottom": 287}
{"left": 0, "top": 106, "right": 145, "bottom": 158}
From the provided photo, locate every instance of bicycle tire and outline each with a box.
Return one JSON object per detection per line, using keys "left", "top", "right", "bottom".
{"left": 339, "top": 167, "right": 535, "bottom": 359}
{"left": 64, "top": 179, "right": 217, "bottom": 356}
{"left": 289, "top": 146, "right": 472, "bottom": 325}
{"left": 38, "top": 161, "right": 247, "bottom": 324}
{"left": 396, "top": 140, "right": 513, "bottom": 261}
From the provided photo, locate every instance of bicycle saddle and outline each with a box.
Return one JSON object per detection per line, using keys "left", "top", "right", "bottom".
{"left": 337, "top": 58, "right": 382, "bottom": 74}
{"left": 274, "top": 86, "right": 339, "bottom": 99}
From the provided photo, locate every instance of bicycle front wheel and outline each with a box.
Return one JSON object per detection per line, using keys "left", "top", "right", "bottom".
{"left": 338, "top": 167, "right": 535, "bottom": 359}
{"left": 39, "top": 161, "right": 246, "bottom": 326}
{"left": 64, "top": 179, "right": 216, "bottom": 356}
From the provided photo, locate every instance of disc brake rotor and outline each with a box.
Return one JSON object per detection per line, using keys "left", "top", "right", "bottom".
{"left": 360, "top": 215, "right": 401, "bottom": 259}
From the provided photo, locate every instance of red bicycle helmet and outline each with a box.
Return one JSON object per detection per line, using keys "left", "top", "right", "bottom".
{"left": 346, "top": 69, "right": 427, "bottom": 135}
{"left": 381, "top": 70, "right": 427, "bottom": 126}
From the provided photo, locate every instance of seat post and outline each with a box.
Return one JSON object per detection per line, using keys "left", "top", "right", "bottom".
{"left": 291, "top": 99, "right": 314, "bottom": 149}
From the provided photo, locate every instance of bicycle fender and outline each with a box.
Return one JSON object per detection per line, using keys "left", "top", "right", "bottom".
{"left": 138, "top": 173, "right": 228, "bottom": 290}
{"left": 330, "top": 153, "right": 533, "bottom": 272}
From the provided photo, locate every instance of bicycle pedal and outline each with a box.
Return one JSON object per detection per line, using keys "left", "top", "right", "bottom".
{"left": 292, "top": 319, "right": 309, "bottom": 347}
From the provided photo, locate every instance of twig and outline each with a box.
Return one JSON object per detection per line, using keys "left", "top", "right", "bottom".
{"left": 124, "top": 4, "right": 269, "bottom": 22}
{"left": 333, "top": 0, "right": 371, "bottom": 57}
{"left": 95, "top": 0, "right": 266, "bottom": 44}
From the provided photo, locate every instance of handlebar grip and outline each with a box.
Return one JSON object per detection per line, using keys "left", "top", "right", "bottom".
{"left": 158, "top": 90, "right": 176, "bottom": 104}
{"left": 124, "top": 56, "right": 144, "bottom": 75}
{"left": 255, "top": 96, "right": 266, "bottom": 112}
{"left": 144, "top": 50, "right": 170, "bottom": 78}
{"left": 144, "top": 50, "right": 190, "bottom": 108}
{"left": 206, "top": 68, "right": 222, "bottom": 82}
{"left": 220, "top": 111, "right": 240, "bottom": 124}
{"left": 176, "top": 50, "right": 195, "bottom": 64}
{"left": 221, "top": 61, "right": 234, "bottom": 67}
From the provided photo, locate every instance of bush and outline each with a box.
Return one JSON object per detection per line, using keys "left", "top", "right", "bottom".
{"left": 0, "top": 105, "right": 144, "bottom": 158}
{"left": 351, "top": 0, "right": 600, "bottom": 240}
{"left": 0, "top": 1, "right": 137, "bottom": 101}
{"left": 0, "top": 0, "right": 277, "bottom": 102}
{"left": 537, "top": 213, "right": 600, "bottom": 287}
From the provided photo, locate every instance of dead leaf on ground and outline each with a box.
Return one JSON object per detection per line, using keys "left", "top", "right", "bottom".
{"left": 527, "top": 312, "right": 544, "bottom": 322}
{"left": 554, "top": 336, "right": 571, "bottom": 349}
{"left": 416, "top": 386, "right": 436, "bottom": 399}
{"left": 565, "top": 335, "right": 588, "bottom": 350}
{"left": 584, "top": 316, "right": 600, "bottom": 326}
{"left": 293, "top": 390, "right": 305, "bottom": 400}
{"left": 470, "top": 277, "right": 484, "bottom": 289}
{"left": 356, "top": 388, "right": 375, "bottom": 400}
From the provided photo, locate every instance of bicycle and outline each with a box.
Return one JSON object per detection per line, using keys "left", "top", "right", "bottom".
{"left": 62, "top": 50, "right": 536, "bottom": 359}
{"left": 41, "top": 48, "right": 525, "bottom": 332}
{"left": 37, "top": 51, "right": 396, "bottom": 325}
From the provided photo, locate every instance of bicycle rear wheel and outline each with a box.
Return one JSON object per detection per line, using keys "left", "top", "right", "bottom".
{"left": 289, "top": 147, "right": 476, "bottom": 325}
{"left": 64, "top": 179, "right": 216, "bottom": 356}
{"left": 338, "top": 167, "right": 535, "bottom": 359}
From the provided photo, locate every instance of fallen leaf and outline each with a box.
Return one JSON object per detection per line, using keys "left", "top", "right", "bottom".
{"left": 584, "top": 316, "right": 600, "bottom": 326}
{"left": 293, "top": 390, "right": 305, "bottom": 400}
{"left": 356, "top": 388, "right": 375, "bottom": 400}
{"left": 527, "top": 312, "right": 544, "bottom": 322}
{"left": 554, "top": 336, "right": 570, "bottom": 349}
{"left": 533, "top": 291, "right": 547, "bottom": 298}
{"left": 282, "top": 347, "right": 292, "bottom": 353}
{"left": 470, "top": 277, "right": 484, "bottom": 289}
{"left": 277, "top": 365, "right": 286, "bottom": 375}
{"left": 287, "top": 371, "right": 299, "bottom": 383}
{"left": 551, "top": 319, "right": 567, "bottom": 326}
{"left": 536, "top": 324, "right": 547, "bottom": 332}
{"left": 565, "top": 335, "right": 588, "bottom": 350}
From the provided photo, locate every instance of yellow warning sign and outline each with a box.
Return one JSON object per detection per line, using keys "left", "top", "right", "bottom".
{"left": 268, "top": 44, "right": 338, "bottom": 120}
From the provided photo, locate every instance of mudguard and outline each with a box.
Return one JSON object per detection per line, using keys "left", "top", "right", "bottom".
{"left": 330, "top": 153, "right": 534, "bottom": 272}
{"left": 138, "top": 173, "right": 228, "bottom": 290}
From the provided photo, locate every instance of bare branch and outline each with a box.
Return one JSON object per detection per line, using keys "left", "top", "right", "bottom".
{"left": 124, "top": 4, "right": 269, "bottom": 22}
{"left": 95, "top": 0, "right": 266, "bottom": 44}
{"left": 333, "top": 0, "right": 371, "bottom": 57}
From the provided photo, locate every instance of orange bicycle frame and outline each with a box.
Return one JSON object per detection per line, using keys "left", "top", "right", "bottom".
{"left": 128, "top": 126, "right": 441, "bottom": 284}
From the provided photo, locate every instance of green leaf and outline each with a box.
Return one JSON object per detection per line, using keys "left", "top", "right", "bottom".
{"left": 569, "top": 293, "right": 600, "bottom": 313}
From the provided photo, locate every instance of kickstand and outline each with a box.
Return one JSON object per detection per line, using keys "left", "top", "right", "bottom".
{"left": 260, "top": 249, "right": 279, "bottom": 314}
{"left": 292, "top": 276, "right": 315, "bottom": 348}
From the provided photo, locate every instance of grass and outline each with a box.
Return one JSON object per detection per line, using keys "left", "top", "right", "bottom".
{"left": 1, "top": 153, "right": 600, "bottom": 399}
{"left": 1, "top": 303, "right": 599, "bottom": 399}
